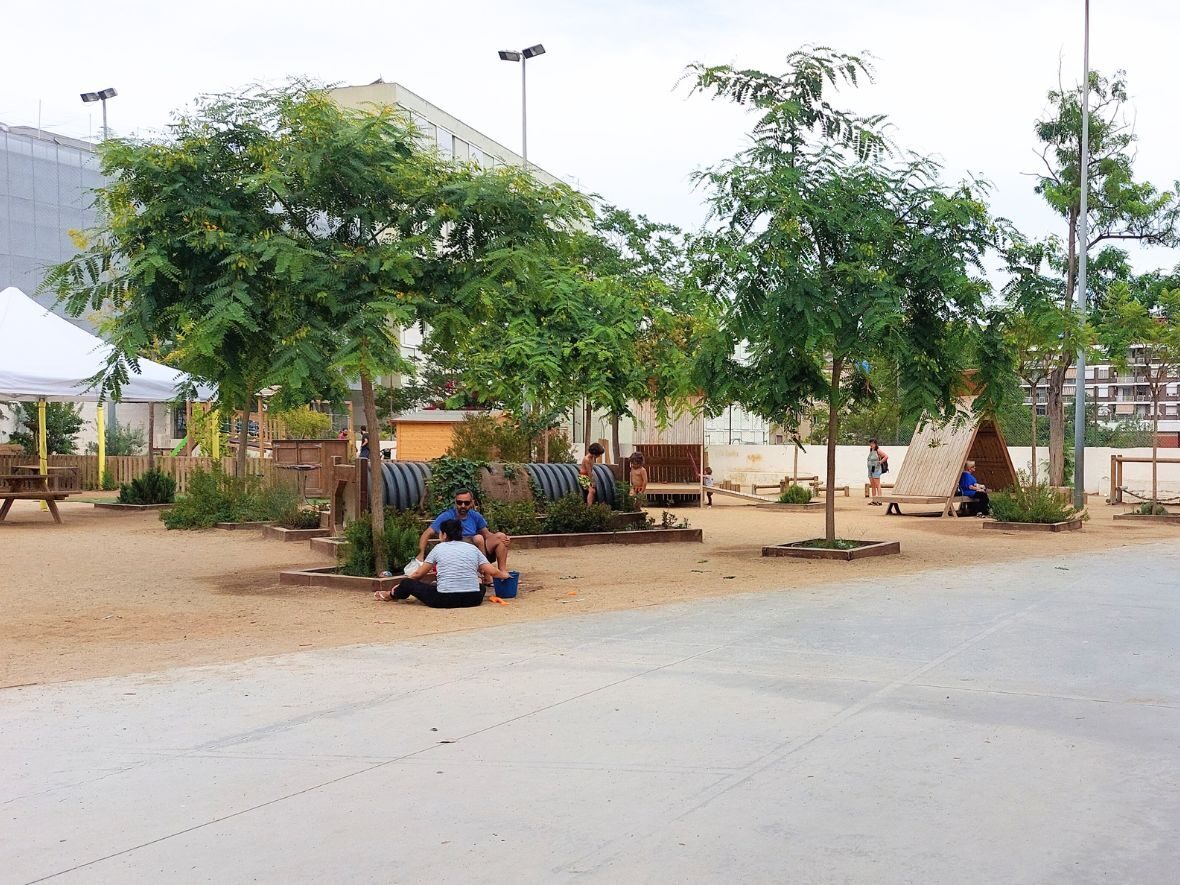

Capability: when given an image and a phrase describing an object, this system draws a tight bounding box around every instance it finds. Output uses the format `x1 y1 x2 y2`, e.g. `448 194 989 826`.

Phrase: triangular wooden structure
882 397 1018 517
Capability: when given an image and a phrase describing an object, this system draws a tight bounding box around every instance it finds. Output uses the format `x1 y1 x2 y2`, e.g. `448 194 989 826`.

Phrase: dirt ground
2 493 1174 687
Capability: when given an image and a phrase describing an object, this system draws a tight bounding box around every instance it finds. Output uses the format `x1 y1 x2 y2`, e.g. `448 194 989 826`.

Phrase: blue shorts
869 468 883 479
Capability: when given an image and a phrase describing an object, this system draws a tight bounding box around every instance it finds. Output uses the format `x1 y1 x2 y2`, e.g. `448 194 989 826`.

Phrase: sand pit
1 494 1173 686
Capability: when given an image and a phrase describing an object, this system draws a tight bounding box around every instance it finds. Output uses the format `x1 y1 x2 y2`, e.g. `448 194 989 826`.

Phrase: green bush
277 406 332 440
778 484 812 504
482 499 539 535
117 468 176 505
428 456 487 509
614 481 638 513
163 469 301 529
86 421 145 456
1137 502 1169 515
448 414 532 462
339 511 423 576
989 482 1078 524
280 507 323 529
542 493 612 534
100 470 118 491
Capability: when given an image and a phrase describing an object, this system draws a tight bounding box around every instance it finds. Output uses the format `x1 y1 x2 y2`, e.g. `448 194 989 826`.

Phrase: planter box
1112 513 1180 525
263 525 332 542
92 502 174 512
310 527 703 557
762 539 901 561
607 511 648 529
280 566 403 592
215 521 273 531
753 502 825 512
982 519 1083 533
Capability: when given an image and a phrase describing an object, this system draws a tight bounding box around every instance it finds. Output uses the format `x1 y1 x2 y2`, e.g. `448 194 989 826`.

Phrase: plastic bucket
492 570 520 599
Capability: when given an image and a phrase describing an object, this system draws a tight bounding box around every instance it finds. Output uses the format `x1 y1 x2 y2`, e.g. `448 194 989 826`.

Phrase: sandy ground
1 493 1174 687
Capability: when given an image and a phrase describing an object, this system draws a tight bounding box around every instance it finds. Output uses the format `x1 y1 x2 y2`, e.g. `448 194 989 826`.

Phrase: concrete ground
3 544 1178 884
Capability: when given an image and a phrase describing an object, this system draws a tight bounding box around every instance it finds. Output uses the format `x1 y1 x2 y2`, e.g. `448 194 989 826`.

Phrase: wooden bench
882 494 970 517
0 474 71 524
810 483 850 497
864 482 895 497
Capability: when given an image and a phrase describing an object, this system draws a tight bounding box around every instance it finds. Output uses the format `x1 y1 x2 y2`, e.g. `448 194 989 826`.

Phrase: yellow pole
38 399 49 511
96 403 106 489
211 406 220 460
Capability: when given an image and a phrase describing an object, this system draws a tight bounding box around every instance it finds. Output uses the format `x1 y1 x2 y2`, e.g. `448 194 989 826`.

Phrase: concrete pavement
3 543 1178 883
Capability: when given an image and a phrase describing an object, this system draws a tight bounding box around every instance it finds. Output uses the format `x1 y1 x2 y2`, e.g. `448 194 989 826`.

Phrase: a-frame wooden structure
882 398 1019 517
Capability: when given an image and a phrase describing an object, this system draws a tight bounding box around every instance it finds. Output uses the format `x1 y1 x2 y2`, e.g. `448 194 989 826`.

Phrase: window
436 127 454 159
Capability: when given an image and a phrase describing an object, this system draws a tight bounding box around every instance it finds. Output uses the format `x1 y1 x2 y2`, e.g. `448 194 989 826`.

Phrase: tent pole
38 398 49 511
211 406 220 460
96 404 106 490
147 403 156 470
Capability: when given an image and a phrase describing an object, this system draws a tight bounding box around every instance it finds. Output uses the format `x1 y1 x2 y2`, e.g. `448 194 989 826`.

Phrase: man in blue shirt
958 460 991 517
417 488 512 573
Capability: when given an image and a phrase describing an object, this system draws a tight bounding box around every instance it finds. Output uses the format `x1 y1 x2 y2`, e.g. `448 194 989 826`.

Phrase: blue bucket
492 570 520 599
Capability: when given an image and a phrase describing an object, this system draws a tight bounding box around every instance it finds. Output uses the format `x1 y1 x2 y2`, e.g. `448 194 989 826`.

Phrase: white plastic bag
403 558 423 576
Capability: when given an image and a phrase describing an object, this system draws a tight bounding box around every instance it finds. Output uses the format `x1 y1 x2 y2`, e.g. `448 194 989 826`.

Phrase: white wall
708 444 1180 497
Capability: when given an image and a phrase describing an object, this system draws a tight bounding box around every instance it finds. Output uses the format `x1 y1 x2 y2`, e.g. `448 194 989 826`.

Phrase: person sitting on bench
377 518 509 607
959 460 990 517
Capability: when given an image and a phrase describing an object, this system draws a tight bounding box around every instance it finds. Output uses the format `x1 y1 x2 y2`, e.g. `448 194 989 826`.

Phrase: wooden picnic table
0 473 72 524
12 464 81 491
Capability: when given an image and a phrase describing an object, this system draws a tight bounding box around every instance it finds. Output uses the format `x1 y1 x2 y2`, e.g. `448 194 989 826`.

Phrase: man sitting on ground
418 489 511 575
959 460 991 517
377 518 509 607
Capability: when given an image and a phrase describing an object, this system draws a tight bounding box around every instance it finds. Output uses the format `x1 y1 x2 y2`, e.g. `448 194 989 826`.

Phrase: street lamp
497 44 546 170
80 87 118 140
1073 0 1091 510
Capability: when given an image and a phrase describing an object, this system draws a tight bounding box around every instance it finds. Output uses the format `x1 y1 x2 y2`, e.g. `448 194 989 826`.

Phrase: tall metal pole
521 57 528 170
1073 0 1091 510
101 99 109 141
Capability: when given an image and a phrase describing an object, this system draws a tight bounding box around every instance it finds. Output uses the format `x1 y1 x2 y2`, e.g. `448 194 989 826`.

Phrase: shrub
482 499 539 535
542 493 612 534
778 484 812 504
117 468 176 505
1137 502 1169 515
448 414 532 462
544 431 574 464
277 406 332 440
280 507 323 529
339 511 423 576
163 468 300 529
989 482 1078 524
428 456 487 509
86 421 145 456
100 470 118 491
615 481 638 513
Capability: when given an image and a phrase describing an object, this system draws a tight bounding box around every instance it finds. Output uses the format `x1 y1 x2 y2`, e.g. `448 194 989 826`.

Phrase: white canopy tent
0 286 199 403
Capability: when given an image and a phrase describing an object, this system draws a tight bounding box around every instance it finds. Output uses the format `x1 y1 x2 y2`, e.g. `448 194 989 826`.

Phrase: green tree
4 402 85 455
1098 283 1180 505
688 48 993 541
1032 70 1180 485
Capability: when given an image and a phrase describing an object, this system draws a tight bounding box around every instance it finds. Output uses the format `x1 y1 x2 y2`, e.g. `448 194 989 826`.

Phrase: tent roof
0 286 201 403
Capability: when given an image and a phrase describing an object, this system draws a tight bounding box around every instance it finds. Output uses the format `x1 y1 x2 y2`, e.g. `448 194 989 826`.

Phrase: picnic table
12 464 81 491
0 472 72 524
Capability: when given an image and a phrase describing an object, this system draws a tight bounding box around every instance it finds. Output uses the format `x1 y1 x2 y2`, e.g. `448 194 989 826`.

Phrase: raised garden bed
982 519 1083 533
752 502 825 512
1112 512 1180 525
308 527 703 558
263 525 332 542
92 502 174 512
762 539 901 561
215 521 273 531
279 565 403 592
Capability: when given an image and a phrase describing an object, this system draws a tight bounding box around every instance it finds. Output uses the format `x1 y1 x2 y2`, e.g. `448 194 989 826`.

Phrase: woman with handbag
867 438 888 506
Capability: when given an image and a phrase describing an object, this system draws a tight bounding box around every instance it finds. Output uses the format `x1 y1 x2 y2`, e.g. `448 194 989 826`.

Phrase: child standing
700 465 715 507
628 451 649 509
580 442 605 505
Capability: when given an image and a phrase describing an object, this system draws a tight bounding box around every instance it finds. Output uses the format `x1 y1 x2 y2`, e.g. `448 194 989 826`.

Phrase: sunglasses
454 500 473 507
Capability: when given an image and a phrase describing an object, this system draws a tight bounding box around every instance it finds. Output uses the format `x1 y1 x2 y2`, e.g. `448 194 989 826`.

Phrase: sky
3 0 1179 277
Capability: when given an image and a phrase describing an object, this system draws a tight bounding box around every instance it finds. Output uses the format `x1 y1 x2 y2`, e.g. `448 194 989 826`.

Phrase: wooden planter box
215 521 273 531
93 502 174 512
308 527 703 558
762 539 901 561
982 519 1083 533
279 566 403 592
753 502 825 512
1112 512 1180 525
263 525 332 542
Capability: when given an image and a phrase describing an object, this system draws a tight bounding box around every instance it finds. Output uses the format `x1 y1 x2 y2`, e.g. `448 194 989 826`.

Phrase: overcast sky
4 0 1178 275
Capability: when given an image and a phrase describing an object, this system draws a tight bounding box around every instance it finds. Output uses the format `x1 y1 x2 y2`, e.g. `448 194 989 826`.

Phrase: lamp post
497 44 546 170
80 87 118 141
1073 0 1091 510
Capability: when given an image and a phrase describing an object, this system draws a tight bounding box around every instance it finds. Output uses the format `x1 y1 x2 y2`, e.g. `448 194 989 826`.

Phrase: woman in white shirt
375 518 509 608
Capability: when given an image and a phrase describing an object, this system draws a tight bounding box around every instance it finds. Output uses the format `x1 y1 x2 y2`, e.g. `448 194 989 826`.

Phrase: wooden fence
0 454 275 493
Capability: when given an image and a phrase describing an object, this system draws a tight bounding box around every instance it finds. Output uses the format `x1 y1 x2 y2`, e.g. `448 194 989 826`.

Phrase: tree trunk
1030 402 1037 488
1152 392 1160 505
825 359 843 542
1047 365 1066 487
583 399 594 454
147 404 156 470
611 413 621 464
360 372 387 575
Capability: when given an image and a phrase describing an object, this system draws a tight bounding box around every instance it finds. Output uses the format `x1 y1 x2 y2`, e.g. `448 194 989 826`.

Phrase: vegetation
614 481 638 513
116 468 176 505
162 468 300 529
447 414 532 462
542 493 613 534
778 484 813 504
277 406 333 440
278 507 324 529
427 456 487 509
481 499 540 536
86 420 146 456
689 48 993 543
339 511 422 577
1137 502 1169 516
989 478 1078 524
4 402 84 455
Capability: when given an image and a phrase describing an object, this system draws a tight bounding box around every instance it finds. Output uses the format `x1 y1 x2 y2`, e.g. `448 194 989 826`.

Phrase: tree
3 402 85 456
688 48 993 541
1098 283 1180 507
1032 70 1180 485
